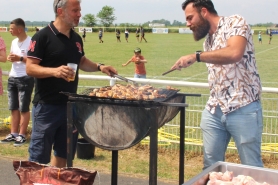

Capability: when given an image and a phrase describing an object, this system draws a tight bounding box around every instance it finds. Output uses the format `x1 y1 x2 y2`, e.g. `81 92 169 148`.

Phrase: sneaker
14 135 26 147
0 134 16 143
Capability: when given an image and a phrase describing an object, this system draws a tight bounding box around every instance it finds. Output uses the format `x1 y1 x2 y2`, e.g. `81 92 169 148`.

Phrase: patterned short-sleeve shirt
203 15 262 114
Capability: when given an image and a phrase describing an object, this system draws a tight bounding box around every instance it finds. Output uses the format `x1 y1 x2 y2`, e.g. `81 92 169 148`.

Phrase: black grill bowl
71 95 183 150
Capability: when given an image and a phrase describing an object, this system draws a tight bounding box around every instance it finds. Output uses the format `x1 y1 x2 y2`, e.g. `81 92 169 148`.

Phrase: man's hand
7 53 20 62
171 54 196 70
100 65 117 77
53 65 75 82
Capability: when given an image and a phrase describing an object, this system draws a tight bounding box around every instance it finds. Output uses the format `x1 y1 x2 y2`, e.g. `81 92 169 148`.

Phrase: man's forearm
26 64 56 78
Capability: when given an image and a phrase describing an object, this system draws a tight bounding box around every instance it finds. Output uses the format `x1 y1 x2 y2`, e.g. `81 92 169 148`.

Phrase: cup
110 78 116 86
67 63 78 81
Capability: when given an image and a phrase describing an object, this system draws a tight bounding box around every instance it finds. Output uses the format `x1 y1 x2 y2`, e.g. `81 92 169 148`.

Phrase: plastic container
76 138 95 159
184 161 278 185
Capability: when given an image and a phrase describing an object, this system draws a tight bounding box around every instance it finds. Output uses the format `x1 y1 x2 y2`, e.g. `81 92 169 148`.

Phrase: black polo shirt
27 21 84 104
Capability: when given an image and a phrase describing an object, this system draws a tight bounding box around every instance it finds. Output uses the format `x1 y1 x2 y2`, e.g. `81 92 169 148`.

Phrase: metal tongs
162 68 177 76
112 73 138 85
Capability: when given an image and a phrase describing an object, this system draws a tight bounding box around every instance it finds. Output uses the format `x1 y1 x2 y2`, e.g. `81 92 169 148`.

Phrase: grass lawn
0 30 278 182
1 30 277 88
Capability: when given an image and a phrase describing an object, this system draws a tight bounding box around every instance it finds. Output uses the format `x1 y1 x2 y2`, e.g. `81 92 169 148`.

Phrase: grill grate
77 87 179 103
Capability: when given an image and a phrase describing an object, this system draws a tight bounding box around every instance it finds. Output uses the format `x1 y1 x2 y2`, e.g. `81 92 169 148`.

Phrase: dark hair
134 47 141 53
10 18 25 28
181 0 218 15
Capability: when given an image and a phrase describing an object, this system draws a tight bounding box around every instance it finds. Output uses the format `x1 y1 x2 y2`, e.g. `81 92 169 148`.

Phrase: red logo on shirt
76 42 82 53
29 41 36 52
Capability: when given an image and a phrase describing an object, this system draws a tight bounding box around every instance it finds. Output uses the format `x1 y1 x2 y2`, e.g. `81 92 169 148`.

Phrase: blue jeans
200 101 263 169
134 74 146 78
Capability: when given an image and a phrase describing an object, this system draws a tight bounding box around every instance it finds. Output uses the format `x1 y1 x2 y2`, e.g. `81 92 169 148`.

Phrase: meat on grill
207 171 270 185
88 84 176 101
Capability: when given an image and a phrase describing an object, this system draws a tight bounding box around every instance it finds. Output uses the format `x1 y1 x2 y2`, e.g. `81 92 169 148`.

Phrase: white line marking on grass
182 72 207 81
256 46 278 55
256 60 278 62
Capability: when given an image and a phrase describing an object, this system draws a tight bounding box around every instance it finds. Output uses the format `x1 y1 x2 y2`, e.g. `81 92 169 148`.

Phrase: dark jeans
29 103 78 164
8 76 34 112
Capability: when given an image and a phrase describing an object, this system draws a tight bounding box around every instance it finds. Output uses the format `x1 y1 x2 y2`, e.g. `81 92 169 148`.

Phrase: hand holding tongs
111 72 138 85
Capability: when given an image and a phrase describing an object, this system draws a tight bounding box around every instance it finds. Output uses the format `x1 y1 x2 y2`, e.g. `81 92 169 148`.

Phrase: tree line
0 5 276 28
82 6 185 27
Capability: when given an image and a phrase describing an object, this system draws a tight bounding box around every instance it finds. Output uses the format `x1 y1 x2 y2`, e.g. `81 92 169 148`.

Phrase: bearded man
171 0 263 169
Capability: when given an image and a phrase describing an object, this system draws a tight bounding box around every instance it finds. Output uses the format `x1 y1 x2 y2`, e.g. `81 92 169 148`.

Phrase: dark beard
192 14 210 41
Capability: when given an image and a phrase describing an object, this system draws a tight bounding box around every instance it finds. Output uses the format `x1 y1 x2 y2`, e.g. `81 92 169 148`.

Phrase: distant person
125 29 129 42
116 29 121 42
122 47 147 78
269 31 272 44
0 35 7 95
171 0 263 170
140 26 147 43
0 18 34 146
135 28 140 42
82 28 86 42
35 27 39 32
99 28 103 43
258 31 262 44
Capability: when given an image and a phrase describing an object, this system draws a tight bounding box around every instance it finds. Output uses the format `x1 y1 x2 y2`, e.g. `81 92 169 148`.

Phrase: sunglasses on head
55 0 61 13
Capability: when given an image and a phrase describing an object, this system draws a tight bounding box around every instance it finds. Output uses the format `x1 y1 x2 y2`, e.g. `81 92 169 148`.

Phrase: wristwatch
97 63 105 71
195 51 202 62
20 56 23 62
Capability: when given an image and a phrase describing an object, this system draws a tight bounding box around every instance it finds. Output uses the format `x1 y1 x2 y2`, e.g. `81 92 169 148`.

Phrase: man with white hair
26 0 117 167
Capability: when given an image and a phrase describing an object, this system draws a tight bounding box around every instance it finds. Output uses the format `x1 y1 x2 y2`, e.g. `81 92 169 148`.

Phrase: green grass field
1 30 277 86
0 30 278 182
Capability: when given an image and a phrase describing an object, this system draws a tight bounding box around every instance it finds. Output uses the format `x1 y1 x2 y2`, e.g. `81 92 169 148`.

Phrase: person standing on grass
0 18 34 147
171 0 263 169
258 31 262 44
122 47 147 78
82 28 86 42
269 31 272 44
0 35 7 95
99 28 103 43
116 29 121 42
140 26 147 43
26 0 117 168
135 27 140 42
125 29 129 42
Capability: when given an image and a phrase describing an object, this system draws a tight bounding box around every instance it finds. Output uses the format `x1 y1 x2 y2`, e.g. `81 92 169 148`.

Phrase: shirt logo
29 41 36 52
76 42 82 53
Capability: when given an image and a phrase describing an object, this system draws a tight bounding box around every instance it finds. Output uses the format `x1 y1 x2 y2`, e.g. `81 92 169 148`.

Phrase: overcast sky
1 0 277 25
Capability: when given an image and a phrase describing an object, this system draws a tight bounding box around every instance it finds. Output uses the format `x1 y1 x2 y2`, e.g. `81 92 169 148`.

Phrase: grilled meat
88 84 173 101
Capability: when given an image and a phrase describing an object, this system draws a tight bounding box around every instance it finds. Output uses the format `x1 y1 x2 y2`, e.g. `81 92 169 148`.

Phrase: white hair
53 0 82 17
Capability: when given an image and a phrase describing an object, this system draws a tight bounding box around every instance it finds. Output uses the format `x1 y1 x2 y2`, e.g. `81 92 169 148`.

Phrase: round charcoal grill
71 94 183 150
63 88 201 185
63 87 183 150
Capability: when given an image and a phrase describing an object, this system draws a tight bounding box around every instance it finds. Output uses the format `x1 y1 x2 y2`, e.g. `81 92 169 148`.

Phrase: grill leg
149 109 158 185
179 96 186 185
111 150 118 185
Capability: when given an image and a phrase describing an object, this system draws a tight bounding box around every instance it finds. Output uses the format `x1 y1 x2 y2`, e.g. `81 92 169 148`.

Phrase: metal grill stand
66 93 201 185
